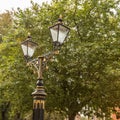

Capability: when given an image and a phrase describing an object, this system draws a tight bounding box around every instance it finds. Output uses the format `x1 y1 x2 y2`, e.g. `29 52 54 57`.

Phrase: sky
0 0 52 13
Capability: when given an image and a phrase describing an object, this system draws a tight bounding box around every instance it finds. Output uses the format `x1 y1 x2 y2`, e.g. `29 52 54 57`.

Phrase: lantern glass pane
50 25 58 42
50 24 70 44
58 25 70 44
21 40 38 57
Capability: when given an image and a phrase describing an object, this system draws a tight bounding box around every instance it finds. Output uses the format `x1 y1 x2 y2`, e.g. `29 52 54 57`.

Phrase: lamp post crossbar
27 50 59 78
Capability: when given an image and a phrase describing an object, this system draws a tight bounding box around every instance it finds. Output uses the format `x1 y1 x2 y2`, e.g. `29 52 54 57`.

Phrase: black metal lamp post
21 17 70 120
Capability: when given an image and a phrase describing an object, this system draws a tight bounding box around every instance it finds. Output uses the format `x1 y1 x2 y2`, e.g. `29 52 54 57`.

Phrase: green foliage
0 11 13 36
44 0 120 119
0 0 120 119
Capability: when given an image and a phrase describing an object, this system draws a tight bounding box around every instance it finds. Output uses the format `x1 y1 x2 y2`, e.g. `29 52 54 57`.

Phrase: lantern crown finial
28 32 31 36
27 32 32 39
58 14 63 23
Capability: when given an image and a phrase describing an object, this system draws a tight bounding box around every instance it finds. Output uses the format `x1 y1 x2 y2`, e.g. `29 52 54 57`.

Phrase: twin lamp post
21 17 70 120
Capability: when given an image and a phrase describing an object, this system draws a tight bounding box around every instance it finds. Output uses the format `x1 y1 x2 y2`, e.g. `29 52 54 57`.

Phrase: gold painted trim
33 100 45 109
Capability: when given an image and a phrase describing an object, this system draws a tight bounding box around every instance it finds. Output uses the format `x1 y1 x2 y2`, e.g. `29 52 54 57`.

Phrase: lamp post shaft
38 56 44 80
32 57 46 120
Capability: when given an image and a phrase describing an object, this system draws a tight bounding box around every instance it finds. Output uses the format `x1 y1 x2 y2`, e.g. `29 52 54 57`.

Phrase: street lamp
21 17 70 120
21 35 38 61
49 16 70 50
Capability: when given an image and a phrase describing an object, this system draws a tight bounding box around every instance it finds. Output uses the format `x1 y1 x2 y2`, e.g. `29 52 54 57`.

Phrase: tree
0 0 120 119
44 0 120 119
0 10 35 119
0 11 13 36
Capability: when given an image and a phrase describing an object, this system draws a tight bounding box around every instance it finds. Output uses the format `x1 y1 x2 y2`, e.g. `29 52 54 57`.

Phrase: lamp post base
33 108 44 120
32 79 46 120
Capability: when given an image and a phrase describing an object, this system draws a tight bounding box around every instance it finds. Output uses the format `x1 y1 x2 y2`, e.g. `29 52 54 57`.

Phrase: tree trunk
2 111 5 120
68 113 75 120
